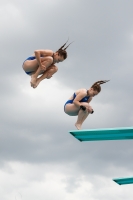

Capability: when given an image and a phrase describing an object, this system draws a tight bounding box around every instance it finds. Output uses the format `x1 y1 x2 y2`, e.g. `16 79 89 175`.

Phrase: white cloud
1 162 133 200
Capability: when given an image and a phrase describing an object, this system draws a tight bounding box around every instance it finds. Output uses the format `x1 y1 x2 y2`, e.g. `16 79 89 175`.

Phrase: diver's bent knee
46 56 53 63
54 66 58 72
49 66 58 73
87 106 93 113
50 65 58 72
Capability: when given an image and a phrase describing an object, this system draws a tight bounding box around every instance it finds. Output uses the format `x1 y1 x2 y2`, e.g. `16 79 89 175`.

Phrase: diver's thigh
65 104 79 116
23 60 38 71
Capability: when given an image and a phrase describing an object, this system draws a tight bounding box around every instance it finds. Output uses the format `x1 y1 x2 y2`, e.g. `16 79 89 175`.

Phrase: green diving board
113 177 133 185
69 127 133 142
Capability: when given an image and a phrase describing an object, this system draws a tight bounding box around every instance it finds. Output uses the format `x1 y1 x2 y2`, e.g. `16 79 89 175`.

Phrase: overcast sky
1 0 133 199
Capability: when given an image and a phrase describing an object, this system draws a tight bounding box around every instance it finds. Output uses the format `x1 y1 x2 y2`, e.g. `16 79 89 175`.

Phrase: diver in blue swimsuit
22 39 72 88
64 80 109 130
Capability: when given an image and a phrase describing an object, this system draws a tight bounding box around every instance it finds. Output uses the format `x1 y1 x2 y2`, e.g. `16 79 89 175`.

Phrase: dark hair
91 80 109 93
56 39 73 60
58 49 67 59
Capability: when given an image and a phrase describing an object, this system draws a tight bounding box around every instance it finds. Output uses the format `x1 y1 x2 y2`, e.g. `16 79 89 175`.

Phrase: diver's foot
33 79 41 88
75 123 82 130
30 76 37 88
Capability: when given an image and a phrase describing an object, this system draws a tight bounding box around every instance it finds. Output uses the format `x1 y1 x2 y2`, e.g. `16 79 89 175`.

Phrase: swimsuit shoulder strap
73 93 76 100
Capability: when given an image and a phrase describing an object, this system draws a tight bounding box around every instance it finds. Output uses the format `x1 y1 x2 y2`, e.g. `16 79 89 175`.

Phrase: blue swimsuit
25 56 36 61
23 56 37 75
64 91 90 110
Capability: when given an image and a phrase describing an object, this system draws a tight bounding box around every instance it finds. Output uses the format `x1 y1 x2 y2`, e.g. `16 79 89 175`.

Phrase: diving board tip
69 127 133 142
113 177 133 185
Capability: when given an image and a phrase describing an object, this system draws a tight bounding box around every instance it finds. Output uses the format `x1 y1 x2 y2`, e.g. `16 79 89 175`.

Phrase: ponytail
91 80 109 92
